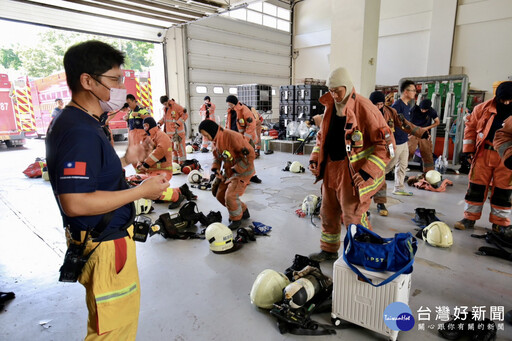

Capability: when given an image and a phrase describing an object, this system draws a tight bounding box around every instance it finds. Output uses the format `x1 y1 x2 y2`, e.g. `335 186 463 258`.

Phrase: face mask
99 87 127 112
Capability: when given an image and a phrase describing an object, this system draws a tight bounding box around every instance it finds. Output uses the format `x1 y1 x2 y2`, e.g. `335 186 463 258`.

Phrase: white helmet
134 198 153 215
301 194 319 216
205 223 241 254
250 269 290 309
188 170 203 184
425 170 442 187
422 221 453 247
186 145 195 154
172 162 181 175
289 161 305 173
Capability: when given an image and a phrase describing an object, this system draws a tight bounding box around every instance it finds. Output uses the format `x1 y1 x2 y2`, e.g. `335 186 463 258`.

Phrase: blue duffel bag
343 224 418 287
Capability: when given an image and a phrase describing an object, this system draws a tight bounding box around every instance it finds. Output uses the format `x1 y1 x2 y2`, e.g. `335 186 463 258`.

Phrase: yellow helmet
422 221 453 247
250 269 290 309
172 162 181 175
134 198 153 215
290 161 305 173
301 194 319 216
188 170 203 184
425 170 442 187
205 223 241 254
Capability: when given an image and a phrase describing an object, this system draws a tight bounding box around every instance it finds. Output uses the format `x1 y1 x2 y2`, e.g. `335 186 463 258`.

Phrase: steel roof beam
63 0 188 25
11 0 168 29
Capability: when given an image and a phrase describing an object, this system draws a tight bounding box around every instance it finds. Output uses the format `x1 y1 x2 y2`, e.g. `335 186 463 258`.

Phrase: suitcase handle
342 251 413 287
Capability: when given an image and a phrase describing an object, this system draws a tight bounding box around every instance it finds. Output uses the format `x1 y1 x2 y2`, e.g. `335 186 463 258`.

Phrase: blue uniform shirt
410 105 438 127
391 99 413 145
46 106 133 237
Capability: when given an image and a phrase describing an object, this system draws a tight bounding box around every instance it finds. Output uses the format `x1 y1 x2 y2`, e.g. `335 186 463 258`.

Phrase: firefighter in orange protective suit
494 115 512 240
199 119 254 230
225 95 257 144
140 117 195 209
199 96 216 152
455 81 512 231
369 91 429 217
158 96 188 165
308 68 394 262
495 115 512 169
244 104 263 158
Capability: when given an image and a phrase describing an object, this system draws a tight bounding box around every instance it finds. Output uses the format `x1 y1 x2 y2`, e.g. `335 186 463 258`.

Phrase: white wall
452 0 512 98
292 0 331 83
376 0 433 86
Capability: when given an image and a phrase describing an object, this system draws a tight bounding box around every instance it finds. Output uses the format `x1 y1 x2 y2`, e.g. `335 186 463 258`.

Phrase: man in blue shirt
408 99 439 172
391 80 416 196
46 40 169 340
51 98 64 119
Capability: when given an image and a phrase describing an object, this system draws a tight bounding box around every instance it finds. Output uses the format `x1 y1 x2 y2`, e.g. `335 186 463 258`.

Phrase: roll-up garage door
186 15 291 131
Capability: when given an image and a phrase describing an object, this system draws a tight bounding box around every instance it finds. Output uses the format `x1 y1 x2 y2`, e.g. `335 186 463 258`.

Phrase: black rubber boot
414 208 427 226
377 203 388 216
228 220 242 230
168 194 186 209
454 218 475 230
201 148 209 153
308 250 338 263
425 208 437 225
250 175 262 183
242 208 250 220
491 223 512 242
179 183 197 201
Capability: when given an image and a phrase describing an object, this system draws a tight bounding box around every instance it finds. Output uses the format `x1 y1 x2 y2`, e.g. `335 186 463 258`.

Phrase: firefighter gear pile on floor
22 157 47 178
412 207 440 227
250 255 339 335
472 228 512 262
407 170 453 192
149 202 220 240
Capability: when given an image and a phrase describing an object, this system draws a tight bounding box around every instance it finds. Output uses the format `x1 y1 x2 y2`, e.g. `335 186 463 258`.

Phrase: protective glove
352 172 365 187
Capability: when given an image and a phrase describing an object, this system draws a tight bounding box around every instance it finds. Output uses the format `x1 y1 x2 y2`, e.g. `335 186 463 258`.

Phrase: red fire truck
2 70 153 142
0 74 37 147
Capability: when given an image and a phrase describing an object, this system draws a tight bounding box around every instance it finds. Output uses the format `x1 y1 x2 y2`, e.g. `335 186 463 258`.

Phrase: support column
164 27 187 106
426 0 457 76
330 0 380 97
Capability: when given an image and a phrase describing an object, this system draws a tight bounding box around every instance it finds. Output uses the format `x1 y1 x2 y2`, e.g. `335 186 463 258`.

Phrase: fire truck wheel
5 140 21 148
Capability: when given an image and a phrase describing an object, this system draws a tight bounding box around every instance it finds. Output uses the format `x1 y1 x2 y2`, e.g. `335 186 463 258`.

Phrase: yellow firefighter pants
72 226 140 340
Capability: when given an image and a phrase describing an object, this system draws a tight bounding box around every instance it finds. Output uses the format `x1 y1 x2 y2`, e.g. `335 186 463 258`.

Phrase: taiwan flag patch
63 161 87 176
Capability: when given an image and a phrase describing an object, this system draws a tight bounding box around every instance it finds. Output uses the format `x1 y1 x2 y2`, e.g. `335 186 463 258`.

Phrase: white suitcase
331 258 412 341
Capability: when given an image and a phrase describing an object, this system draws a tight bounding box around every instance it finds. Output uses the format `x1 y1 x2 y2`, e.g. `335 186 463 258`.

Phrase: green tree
0 48 22 70
13 29 154 77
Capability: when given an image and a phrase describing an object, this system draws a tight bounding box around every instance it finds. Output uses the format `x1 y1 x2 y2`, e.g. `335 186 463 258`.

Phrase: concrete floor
0 138 511 341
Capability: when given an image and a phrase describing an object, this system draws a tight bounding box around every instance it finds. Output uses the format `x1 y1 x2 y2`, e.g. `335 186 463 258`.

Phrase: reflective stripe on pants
320 159 371 253
215 177 250 221
77 226 140 340
464 148 512 226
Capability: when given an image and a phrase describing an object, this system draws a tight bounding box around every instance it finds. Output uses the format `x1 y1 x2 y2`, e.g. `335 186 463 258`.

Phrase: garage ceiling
0 0 289 42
